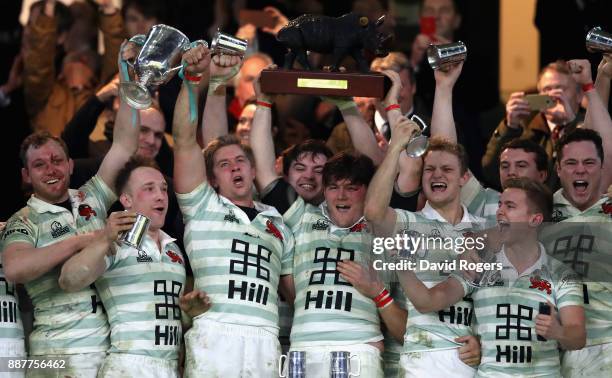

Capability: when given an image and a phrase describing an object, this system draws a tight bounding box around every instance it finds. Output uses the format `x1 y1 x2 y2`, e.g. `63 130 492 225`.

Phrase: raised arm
96 0 125 84
364 117 419 237
250 67 279 192
173 45 211 194
595 54 611 105
430 62 463 142
570 58 612 191
96 95 139 191
201 55 243 145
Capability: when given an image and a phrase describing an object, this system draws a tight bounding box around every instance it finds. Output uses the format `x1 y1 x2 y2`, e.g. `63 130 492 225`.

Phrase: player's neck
147 228 162 251
504 238 541 275
431 199 464 225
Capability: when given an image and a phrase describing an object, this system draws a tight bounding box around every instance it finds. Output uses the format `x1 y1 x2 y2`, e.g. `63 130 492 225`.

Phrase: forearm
341 107 384 165
365 144 402 222
251 104 278 191
4 236 86 284
59 236 109 292
379 305 407 343
595 72 610 106
557 324 586 350
202 88 228 145
174 83 201 149
431 84 457 142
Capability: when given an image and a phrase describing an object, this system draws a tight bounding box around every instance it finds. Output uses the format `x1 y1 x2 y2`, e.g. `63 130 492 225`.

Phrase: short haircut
115 156 161 195
370 52 415 85
282 139 333 177
424 137 469 174
503 177 553 222
502 139 549 172
555 128 604 163
121 0 167 23
322 153 375 187
204 135 255 181
20 131 70 167
419 0 459 12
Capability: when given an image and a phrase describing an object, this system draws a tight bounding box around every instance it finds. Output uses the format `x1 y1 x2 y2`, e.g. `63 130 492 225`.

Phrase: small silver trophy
403 114 429 158
119 213 150 250
211 30 249 56
427 41 467 71
330 351 360 378
279 351 306 378
586 27 612 54
119 24 208 109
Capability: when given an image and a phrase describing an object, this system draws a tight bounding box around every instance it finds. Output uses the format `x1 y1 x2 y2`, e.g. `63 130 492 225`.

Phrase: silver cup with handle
586 27 612 54
119 24 208 110
119 213 150 250
403 114 429 158
279 351 306 378
427 41 467 71
330 351 360 378
210 30 248 56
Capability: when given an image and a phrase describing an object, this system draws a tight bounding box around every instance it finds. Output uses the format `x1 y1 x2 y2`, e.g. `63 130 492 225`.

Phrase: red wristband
257 100 272 108
582 83 594 92
184 72 202 83
373 288 389 302
377 296 393 309
385 104 401 112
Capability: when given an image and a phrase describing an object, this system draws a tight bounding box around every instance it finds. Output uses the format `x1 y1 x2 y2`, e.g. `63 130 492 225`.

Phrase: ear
119 193 132 209
539 169 548 183
555 161 561 177
21 167 31 185
458 170 470 187
529 212 544 227
68 158 74 176
359 16 369 27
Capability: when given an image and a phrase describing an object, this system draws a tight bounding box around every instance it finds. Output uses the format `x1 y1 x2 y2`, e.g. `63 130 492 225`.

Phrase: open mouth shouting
430 182 448 193
335 204 351 213
572 180 589 195
232 175 245 187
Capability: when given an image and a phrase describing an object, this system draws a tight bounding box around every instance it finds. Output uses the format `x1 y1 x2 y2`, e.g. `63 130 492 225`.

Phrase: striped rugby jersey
96 230 186 359
394 203 483 353
2 175 113 355
177 181 294 335
540 190 612 346
455 244 583 377
285 197 383 347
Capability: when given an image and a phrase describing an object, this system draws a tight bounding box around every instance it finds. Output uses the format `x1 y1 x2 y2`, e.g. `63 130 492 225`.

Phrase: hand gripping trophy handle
403 114 430 158
118 24 209 110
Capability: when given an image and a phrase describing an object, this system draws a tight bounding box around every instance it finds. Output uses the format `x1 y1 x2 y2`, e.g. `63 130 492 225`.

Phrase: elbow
413 303 435 314
364 201 384 224
58 267 86 293
3 261 28 284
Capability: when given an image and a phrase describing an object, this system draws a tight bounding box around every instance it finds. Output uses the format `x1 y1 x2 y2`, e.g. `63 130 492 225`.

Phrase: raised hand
505 92 530 129
567 59 593 86
182 44 212 76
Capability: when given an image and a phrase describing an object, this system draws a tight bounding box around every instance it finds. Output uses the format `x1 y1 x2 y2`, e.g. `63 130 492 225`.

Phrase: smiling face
211 144 256 205
496 188 538 244
120 167 168 231
136 108 165 159
324 179 367 228
557 140 603 211
422 150 467 207
499 148 547 188
286 152 327 204
22 140 73 204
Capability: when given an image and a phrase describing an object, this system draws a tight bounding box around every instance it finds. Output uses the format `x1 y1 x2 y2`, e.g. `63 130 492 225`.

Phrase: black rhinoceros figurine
277 13 392 73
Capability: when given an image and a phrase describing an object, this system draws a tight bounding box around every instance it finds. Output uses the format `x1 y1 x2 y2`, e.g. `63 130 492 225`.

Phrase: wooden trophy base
260 69 389 98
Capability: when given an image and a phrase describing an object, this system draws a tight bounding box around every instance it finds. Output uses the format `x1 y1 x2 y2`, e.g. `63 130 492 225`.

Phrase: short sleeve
175 181 216 222
555 266 584 309
283 197 307 232
81 174 118 212
2 214 36 247
280 227 295 276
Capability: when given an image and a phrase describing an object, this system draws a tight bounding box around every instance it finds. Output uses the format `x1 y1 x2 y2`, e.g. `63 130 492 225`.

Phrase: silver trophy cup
330 351 360 378
427 41 467 70
403 114 429 158
586 27 612 54
119 213 151 250
279 351 306 378
119 24 208 109
211 30 248 56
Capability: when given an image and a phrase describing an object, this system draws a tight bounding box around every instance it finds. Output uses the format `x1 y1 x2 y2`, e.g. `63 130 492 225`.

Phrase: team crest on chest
166 250 183 265
349 222 367 233
600 202 612 218
78 204 97 220
529 269 552 295
136 249 153 263
551 209 567 223
265 220 283 241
